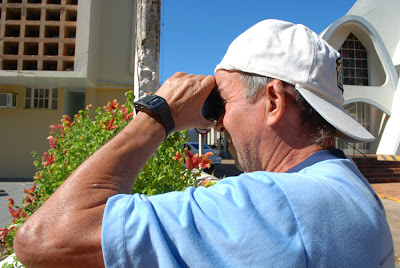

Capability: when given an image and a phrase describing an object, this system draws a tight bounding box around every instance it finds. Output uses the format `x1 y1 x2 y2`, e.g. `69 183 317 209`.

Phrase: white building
321 0 400 155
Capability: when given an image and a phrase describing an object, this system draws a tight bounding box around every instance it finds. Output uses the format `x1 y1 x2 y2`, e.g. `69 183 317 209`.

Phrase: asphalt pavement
0 179 34 228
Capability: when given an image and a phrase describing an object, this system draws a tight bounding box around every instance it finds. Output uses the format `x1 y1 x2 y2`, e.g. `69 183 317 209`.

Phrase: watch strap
134 94 175 139
159 104 175 138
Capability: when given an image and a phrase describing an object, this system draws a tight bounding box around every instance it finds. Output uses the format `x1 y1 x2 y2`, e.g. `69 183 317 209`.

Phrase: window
25 88 58 109
0 93 17 108
336 102 371 151
339 33 368 86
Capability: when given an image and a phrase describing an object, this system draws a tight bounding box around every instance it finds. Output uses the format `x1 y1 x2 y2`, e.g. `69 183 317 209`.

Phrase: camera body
202 87 224 121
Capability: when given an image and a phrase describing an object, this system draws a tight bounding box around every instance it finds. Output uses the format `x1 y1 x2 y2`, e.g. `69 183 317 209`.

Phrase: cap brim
296 85 375 143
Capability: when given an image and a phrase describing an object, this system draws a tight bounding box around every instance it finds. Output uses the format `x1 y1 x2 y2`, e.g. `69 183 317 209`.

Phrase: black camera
202 87 224 121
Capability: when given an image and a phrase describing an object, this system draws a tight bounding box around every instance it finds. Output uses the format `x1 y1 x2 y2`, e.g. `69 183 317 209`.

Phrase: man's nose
215 113 225 133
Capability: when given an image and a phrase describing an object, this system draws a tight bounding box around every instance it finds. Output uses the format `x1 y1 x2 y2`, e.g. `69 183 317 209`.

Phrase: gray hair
239 72 336 148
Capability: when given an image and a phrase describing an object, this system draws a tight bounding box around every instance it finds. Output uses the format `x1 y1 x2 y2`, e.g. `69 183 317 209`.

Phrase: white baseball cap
215 19 374 143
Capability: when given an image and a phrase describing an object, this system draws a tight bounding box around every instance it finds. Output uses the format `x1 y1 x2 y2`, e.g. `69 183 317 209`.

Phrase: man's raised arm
13 73 215 268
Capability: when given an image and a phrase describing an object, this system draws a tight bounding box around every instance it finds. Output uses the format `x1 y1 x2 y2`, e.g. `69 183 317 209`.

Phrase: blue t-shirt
101 150 395 267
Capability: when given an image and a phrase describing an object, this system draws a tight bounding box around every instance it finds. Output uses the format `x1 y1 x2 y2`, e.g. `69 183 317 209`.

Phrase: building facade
0 0 160 179
321 0 400 155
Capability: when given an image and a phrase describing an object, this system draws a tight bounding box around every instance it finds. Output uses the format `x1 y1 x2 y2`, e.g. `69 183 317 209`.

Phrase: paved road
380 198 400 264
0 179 34 228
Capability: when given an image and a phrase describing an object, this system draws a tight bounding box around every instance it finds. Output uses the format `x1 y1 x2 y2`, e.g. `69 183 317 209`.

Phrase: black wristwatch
133 94 175 139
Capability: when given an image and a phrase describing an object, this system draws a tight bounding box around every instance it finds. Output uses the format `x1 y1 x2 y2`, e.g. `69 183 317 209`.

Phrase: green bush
0 91 211 263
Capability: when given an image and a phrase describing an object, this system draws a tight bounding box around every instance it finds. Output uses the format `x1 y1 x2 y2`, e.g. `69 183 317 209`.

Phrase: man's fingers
200 75 216 98
156 72 218 131
171 72 188 78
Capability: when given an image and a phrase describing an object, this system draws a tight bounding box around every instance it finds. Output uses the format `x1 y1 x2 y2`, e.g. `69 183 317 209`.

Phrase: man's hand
155 72 216 131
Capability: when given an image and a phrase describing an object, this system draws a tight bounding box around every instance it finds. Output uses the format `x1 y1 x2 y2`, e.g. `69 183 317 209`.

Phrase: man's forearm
66 111 166 202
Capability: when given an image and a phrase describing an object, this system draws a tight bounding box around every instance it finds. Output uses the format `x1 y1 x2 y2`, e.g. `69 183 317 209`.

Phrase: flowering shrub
0 91 212 262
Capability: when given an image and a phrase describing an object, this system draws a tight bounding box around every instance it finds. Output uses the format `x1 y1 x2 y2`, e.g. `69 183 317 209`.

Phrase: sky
159 0 357 83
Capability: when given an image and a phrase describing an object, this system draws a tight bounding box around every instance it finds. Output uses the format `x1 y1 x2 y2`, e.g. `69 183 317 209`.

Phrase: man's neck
264 143 326 173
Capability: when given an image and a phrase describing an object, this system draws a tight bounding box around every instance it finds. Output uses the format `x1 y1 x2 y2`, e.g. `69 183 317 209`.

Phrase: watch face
148 96 164 106
134 94 174 138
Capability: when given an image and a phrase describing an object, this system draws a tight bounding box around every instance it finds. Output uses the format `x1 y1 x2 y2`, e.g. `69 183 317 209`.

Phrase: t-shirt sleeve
101 173 305 268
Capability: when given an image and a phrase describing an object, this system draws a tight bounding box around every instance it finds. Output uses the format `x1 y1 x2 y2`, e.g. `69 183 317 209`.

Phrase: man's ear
265 79 286 126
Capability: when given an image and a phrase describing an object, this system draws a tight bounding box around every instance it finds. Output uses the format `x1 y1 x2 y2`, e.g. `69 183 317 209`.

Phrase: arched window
336 34 371 152
339 33 368 86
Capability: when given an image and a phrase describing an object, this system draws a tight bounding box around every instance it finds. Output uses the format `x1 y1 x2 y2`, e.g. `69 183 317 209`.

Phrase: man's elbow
14 213 105 268
14 218 59 267
14 221 42 266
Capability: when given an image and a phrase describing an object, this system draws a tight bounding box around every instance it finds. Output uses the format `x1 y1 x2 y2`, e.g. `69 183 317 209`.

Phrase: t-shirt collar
286 149 346 173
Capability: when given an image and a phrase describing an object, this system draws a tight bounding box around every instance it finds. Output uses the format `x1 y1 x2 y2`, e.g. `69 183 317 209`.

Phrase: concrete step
349 155 400 183
365 172 400 178
352 160 400 168
367 177 400 183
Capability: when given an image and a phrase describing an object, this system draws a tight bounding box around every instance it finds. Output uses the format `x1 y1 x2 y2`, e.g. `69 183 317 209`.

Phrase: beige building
0 0 160 179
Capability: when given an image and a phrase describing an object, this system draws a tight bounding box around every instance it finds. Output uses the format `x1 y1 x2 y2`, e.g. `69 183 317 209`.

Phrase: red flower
42 152 55 167
50 124 65 136
184 149 193 159
199 155 213 169
185 157 192 170
191 153 200 169
22 184 36 205
105 117 117 130
23 184 36 195
24 195 33 205
8 205 23 220
110 99 118 109
0 228 10 244
34 172 42 181
8 206 27 222
119 105 135 121
201 179 216 188
123 109 134 121
47 136 57 149
0 225 18 245
7 198 14 207
173 151 184 161
0 228 9 236
61 115 72 128
105 99 118 114
62 115 71 123
204 152 213 158
183 149 213 170
50 124 58 134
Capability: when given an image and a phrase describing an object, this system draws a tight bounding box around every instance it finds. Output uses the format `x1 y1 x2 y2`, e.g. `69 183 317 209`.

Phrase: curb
378 194 400 203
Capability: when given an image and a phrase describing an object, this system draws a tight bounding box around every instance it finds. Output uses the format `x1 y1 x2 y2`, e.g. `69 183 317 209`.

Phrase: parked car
184 142 222 165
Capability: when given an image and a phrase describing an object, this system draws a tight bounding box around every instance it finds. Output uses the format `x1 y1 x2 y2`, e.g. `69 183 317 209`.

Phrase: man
14 19 394 267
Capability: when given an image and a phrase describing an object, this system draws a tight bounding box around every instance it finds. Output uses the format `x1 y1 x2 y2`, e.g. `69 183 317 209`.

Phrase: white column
377 82 400 155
